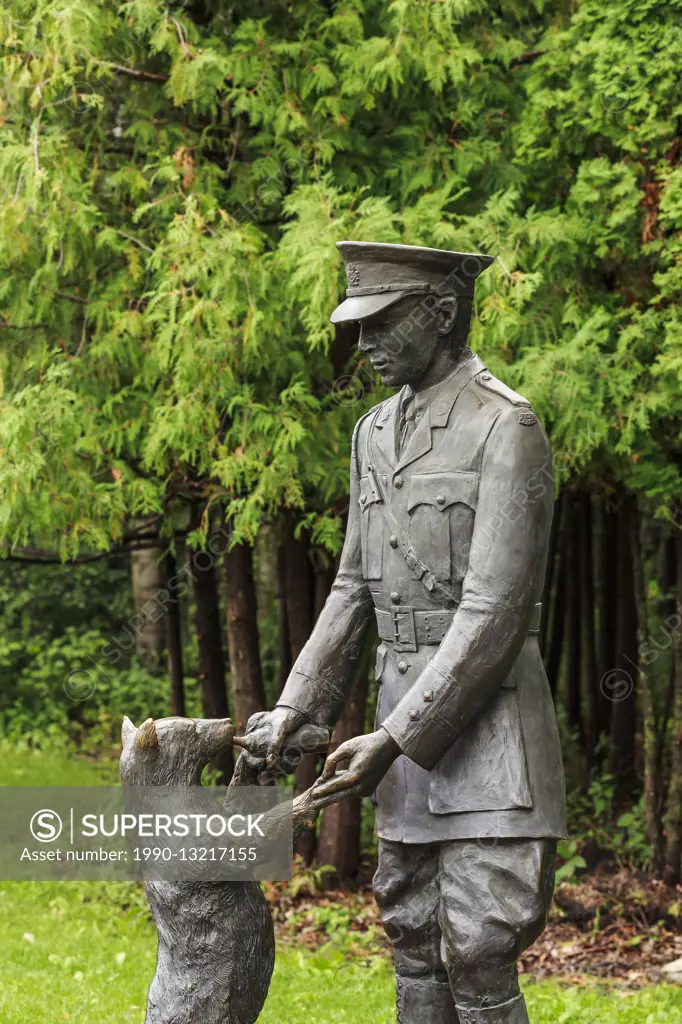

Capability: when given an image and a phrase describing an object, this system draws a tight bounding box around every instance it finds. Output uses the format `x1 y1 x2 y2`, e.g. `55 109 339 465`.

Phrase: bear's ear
135 718 159 751
121 716 137 747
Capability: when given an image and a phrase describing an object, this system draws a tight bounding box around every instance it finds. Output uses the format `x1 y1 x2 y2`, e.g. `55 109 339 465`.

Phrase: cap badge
346 263 361 287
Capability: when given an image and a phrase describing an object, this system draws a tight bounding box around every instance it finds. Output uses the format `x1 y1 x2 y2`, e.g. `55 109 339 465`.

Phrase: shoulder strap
365 412 461 608
476 373 530 408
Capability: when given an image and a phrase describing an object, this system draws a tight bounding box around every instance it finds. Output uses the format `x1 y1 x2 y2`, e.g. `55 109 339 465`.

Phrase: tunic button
423 690 434 702
394 476 403 489
481 372 492 381
408 709 420 721
391 592 401 604
436 494 445 506
398 660 408 674
389 535 398 548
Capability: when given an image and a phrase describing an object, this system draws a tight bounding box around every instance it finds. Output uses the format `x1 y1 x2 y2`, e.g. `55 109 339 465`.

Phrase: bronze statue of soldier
236 242 567 1024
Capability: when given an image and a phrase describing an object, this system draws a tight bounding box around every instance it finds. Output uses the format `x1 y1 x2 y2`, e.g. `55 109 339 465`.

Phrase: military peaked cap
330 241 495 324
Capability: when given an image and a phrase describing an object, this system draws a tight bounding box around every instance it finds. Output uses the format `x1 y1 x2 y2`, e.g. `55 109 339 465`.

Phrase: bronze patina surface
239 241 567 1024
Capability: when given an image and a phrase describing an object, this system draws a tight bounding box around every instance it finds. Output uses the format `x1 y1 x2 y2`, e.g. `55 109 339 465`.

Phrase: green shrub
567 774 651 871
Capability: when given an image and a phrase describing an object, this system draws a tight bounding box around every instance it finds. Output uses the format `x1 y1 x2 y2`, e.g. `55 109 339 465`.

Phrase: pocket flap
429 688 532 814
408 471 479 512
359 475 382 508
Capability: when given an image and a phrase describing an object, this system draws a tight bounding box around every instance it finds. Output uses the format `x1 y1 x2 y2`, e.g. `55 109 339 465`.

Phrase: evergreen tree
2 0 682 877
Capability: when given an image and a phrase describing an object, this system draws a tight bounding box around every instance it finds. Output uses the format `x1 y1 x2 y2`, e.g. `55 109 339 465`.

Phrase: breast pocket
407 471 478 582
359 475 384 579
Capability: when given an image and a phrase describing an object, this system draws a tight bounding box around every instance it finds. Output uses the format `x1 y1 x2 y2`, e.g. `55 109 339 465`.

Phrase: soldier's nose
358 323 373 352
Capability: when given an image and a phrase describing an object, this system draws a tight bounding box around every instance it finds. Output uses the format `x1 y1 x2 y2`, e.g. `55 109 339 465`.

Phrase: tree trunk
193 545 233 784
656 536 678 802
630 500 664 873
224 541 266 734
314 558 336 621
276 541 291 694
545 492 567 698
282 514 315 663
597 496 618 738
564 493 584 746
579 492 600 762
161 551 185 717
281 515 318 864
608 494 639 797
130 518 166 668
540 492 562 659
664 531 682 884
254 525 281 709
316 653 370 884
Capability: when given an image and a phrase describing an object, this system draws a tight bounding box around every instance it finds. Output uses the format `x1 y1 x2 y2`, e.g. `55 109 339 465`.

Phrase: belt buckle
393 605 417 653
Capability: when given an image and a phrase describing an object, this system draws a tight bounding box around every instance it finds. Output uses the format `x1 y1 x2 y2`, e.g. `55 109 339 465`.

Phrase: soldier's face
357 294 457 388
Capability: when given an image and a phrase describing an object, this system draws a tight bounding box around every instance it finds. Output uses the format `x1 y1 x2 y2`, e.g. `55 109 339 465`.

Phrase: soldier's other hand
233 706 306 778
313 728 400 803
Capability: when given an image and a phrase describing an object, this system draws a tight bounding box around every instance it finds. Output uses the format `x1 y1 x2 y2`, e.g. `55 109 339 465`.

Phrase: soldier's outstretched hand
313 728 400 802
233 706 306 778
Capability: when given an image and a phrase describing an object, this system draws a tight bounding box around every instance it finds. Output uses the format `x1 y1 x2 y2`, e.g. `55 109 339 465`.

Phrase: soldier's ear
435 295 458 335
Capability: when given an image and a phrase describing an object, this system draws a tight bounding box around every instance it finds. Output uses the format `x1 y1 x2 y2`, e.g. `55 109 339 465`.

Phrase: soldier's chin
373 361 400 385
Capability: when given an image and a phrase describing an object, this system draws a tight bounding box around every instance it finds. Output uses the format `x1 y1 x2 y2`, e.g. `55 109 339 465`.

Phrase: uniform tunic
277 352 566 844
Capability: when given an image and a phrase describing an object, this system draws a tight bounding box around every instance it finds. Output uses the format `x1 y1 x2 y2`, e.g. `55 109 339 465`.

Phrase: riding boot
455 994 530 1024
396 976 459 1024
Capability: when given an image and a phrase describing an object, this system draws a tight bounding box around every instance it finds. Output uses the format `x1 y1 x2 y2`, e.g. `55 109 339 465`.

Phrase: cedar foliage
2 0 682 878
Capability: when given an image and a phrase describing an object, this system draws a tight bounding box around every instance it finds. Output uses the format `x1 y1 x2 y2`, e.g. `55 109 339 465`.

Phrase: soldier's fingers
243 749 267 771
261 754 296 781
232 751 261 786
314 769 360 798
265 721 293 765
321 740 360 778
245 711 269 733
321 751 349 779
268 730 288 760
233 734 255 752
308 779 361 811
311 774 360 806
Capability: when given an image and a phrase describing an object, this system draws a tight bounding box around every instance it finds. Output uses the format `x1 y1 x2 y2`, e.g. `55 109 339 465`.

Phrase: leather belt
376 601 543 652
376 607 454 651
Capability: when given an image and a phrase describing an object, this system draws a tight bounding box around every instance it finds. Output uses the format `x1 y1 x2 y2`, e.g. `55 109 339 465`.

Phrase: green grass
0 880 153 1023
2 743 682 1022
0 738 119 786
3 879 682 1024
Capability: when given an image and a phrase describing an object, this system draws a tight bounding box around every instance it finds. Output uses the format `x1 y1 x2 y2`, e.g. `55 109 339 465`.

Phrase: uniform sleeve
382 406 554 770
276 419 374 727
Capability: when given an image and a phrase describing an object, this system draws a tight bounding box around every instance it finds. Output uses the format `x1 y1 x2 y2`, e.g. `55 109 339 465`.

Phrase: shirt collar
402 353 474 414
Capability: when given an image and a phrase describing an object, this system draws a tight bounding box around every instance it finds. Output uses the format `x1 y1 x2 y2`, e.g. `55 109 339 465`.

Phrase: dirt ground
522 869 682 985
266 866 682 987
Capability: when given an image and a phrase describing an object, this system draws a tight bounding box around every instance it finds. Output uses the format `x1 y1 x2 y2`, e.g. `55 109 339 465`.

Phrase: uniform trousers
373 837 556 1023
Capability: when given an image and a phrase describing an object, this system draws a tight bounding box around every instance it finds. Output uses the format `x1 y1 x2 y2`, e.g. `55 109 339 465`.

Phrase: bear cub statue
120 716 274 1024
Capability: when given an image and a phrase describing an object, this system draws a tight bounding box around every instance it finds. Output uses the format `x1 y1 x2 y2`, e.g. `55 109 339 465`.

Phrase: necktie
398 394 418 455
